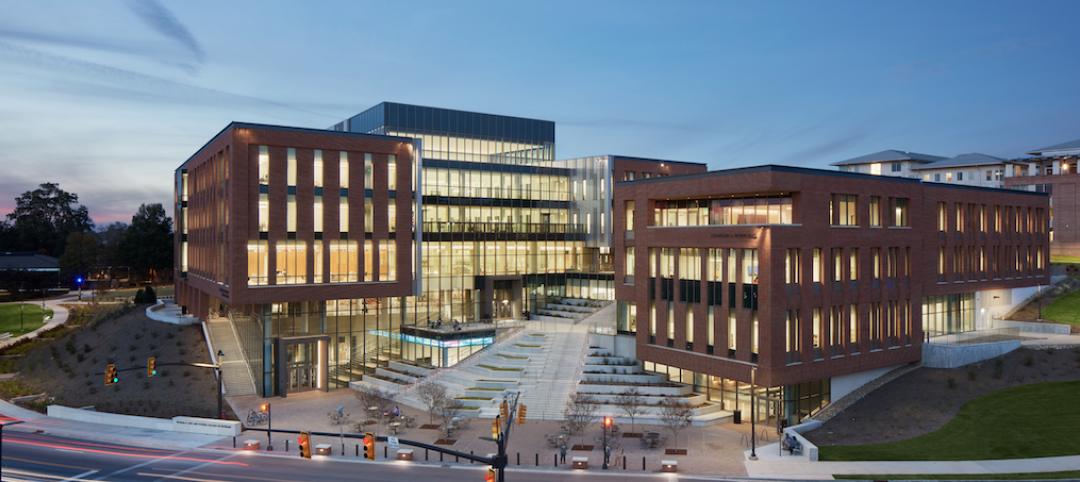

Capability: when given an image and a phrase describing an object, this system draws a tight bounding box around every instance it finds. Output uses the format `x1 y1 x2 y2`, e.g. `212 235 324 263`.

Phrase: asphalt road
1 432 729 482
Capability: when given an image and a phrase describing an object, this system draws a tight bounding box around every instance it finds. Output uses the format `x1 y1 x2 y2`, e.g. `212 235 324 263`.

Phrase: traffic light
499 402 507 418
298 431 311 459
485 467 496 482
147 357 156 377
491 417 500 440
517 405 527 425
104 364 118 386
363 432 375 460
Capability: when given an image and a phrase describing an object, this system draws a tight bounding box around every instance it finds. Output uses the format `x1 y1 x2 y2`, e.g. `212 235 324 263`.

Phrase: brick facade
615 165 1050 388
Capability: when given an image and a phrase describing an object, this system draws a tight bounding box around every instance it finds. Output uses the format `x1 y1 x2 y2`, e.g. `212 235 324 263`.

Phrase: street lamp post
1037 284 1043 321
749 366 757 461
215 350 225 422
77 277 83 301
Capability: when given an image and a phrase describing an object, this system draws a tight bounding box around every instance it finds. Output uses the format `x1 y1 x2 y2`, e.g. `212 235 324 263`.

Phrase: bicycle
246 408 268 426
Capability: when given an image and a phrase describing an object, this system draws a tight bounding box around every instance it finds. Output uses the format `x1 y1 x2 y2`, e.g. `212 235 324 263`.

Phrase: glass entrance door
287 342 317 393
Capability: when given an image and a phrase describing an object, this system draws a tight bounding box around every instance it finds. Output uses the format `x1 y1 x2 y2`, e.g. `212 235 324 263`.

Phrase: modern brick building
614 165 1050 422
1007 137 1080 256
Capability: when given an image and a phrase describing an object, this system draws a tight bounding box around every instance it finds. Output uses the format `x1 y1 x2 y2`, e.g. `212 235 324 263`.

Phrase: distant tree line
0 183 174 289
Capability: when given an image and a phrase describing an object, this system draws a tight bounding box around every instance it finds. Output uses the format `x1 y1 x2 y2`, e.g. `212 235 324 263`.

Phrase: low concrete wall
830 364 904 401
146 300 199 325
994 319 1071 334
922 340 1021 368
47 405 240 436
783 420 822 461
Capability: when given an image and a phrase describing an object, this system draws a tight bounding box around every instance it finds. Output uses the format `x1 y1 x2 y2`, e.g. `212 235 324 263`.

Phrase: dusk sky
1 1 1078 226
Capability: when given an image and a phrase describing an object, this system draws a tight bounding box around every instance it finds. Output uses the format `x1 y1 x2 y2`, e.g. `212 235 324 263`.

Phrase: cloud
125 0 205 73
0 41 334 120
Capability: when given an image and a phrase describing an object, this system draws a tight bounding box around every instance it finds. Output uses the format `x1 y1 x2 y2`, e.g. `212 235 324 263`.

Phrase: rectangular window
869 196 881 227
834 194 857 225
314 150 323 187
786 310 800 363
313 241 322 283
938 202 946 232
275 240 307 285
786 248 800 284
667 302 675 343
707 307 714 347
364 198 373 234
314 196 323 232
287 194 296 232
727 249 737 283
728 308 737 352
364 240 373 282
708 248 722 282
957 171 963 181
246 240 268 285
379 241 396 281
742 249 757 284
872 248 881 280
894 198 909 227
751 311 759 356
649 248 657 278
258 146 269 184
850 304 859 348
258 193 269 232
387 154 397 191
287 148 297 186
686 308 694 344
339 197 349 233
625 247 635 283
661 248 675 278
850 248 859 282
329 240 358 282
364 153 373 190
681 248 702 281
626 200 635 231
812 248 822 283
946 172 953 182
935 173 941 182
891 161 902 172
649 301 656 339
938 247 946 279
833 248 842 282
340 157 349 188
813 308 822 355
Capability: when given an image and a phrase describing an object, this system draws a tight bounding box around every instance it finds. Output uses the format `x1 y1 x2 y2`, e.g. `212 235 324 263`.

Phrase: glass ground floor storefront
644 361 830 427
226 272 615 397
922 292 975 337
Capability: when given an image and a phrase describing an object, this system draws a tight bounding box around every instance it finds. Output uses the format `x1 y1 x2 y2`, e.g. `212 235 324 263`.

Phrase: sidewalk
0 292 78 350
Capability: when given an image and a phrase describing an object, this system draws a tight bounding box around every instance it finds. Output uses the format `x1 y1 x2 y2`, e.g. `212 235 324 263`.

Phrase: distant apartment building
615 165 1049 422
1007 137 1080 256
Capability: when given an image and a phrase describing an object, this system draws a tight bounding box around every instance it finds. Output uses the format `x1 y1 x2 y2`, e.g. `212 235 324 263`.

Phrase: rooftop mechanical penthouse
614 165 1050 422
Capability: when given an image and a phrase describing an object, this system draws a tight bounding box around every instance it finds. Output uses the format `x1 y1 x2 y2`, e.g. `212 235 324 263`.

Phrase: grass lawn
1050 254 1080 264
835 471 1080 480
1040 288 1080 326
0 304 52 337
819 380 1080 461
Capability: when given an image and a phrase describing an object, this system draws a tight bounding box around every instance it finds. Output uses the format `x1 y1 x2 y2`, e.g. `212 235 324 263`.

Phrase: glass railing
421 221 585 235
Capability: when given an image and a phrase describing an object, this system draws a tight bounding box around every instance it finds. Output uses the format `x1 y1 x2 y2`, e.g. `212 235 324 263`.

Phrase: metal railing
421 221 585 235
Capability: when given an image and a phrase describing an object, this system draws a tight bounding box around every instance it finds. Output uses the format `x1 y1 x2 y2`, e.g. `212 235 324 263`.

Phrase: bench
572 456 588 469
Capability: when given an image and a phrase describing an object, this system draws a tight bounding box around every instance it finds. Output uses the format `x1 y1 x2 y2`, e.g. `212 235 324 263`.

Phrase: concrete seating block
661 460 677 472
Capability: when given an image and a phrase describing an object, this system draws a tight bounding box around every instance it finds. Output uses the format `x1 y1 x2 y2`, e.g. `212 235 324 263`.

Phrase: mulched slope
804 346 1080 447
9 306 220 418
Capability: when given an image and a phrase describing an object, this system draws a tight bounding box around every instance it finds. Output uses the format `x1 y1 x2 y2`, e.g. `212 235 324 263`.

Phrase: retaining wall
47 405 241 436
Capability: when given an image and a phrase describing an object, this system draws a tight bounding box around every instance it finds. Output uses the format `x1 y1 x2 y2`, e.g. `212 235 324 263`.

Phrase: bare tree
615 388 646 436
437 398 465 439
562 393 599 447
415 380 449 425
354 383 396 436
659 399 694 451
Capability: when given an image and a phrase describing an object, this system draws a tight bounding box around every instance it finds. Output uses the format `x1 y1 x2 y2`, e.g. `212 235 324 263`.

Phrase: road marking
61 469 100 481
90 452 183 480
144 452 243 482
1 455 96 471
139 472 234 482
149 468 299 482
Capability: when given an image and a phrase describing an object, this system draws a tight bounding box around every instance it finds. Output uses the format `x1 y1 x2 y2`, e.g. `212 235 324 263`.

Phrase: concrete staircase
513 331 589 420
205 317 257 397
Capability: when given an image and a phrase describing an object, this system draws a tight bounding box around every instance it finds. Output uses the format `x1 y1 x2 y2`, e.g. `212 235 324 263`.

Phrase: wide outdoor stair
578 348 729 427
205 316 257 397
511 331 590 420
532 297 605 324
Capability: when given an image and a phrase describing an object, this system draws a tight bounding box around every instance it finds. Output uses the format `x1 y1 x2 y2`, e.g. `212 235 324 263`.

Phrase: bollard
426 449 429 461
356 445 359 457
554 454 557 467
470 451 474 463
232 437 236 448
456 455 459 463
517 453 520 465
623 456 626 470
535 453 539 466
342 444 345 456
440 452 444 462
285 440 289 452
384 446 388 459
643 457 646 471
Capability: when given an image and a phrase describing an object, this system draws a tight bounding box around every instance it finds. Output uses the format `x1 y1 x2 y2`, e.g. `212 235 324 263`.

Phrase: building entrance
275 335 329 397
287 342 318 393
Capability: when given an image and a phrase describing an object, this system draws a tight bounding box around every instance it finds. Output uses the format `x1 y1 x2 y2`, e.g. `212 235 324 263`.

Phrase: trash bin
733 410 742 424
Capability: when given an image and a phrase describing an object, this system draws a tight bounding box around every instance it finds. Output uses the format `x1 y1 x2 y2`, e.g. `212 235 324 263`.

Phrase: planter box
475 380 518 390
376 368 421 384
464 388 506 398
580 374 665 384
581 364 642 374
389 360 434 377
454 397 495 408
575 383 692 396
491 354 530 366
358 376 409 392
